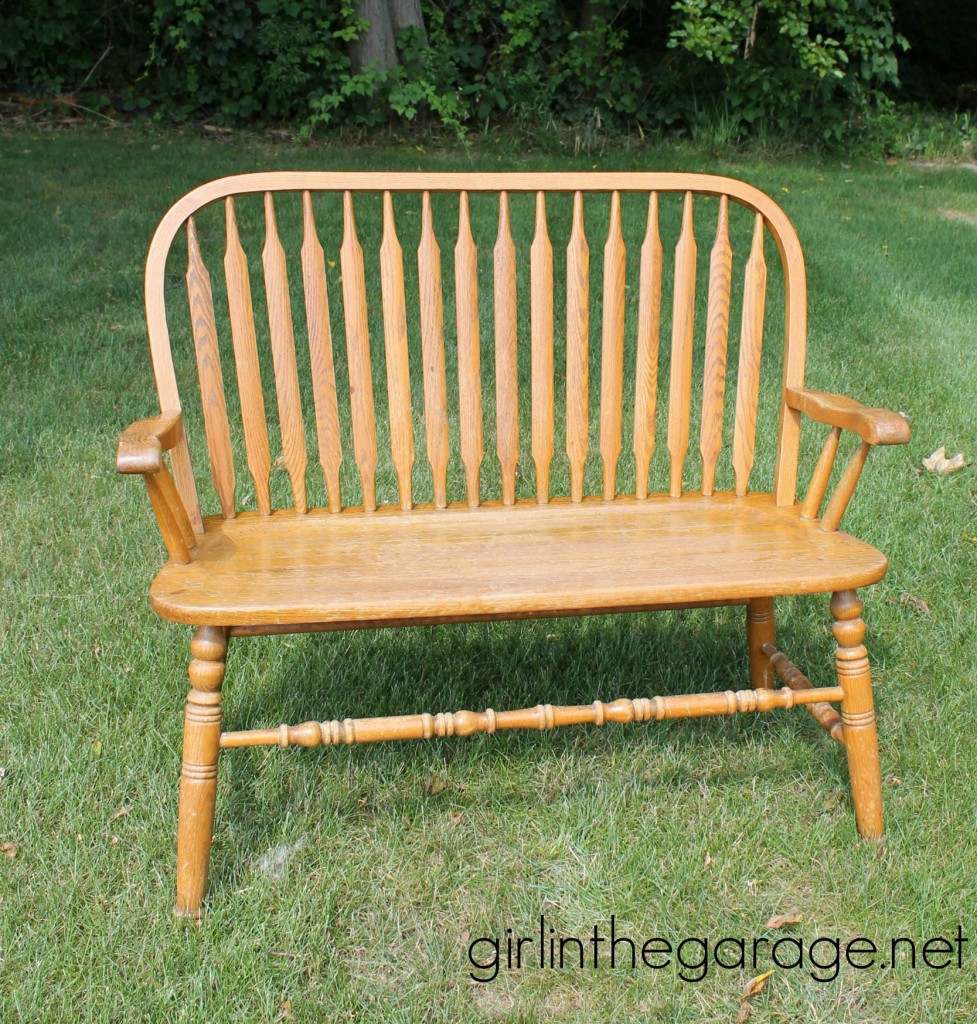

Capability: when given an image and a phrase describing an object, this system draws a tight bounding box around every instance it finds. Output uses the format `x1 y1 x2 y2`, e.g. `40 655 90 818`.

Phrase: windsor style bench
117 171 910 918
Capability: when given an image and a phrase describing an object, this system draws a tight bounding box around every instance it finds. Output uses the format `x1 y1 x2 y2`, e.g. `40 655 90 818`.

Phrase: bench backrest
144 172 808 532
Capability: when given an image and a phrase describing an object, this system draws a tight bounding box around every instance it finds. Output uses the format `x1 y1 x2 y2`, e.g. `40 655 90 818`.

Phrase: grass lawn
1 125 975 1022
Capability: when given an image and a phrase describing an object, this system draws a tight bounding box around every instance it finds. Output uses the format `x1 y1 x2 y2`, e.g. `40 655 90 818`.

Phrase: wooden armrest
117 410 195 563
785 387 910 446
117 411 184 474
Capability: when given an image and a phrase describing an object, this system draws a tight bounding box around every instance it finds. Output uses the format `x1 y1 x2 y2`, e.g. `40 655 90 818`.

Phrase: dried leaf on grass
889 592 931 616
922 446 967 474
1 842 18 858
743 970 774 999
424 774 447 795
766 907 803 930
737 969 775 1021
108 806 130 823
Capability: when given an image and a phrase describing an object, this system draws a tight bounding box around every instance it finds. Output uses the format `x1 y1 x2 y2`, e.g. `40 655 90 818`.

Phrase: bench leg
746 597 775 689
175 625 227 919
831 591 884 840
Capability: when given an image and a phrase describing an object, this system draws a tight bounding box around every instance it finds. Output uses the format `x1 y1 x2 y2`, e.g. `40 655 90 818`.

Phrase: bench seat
150 492 887 629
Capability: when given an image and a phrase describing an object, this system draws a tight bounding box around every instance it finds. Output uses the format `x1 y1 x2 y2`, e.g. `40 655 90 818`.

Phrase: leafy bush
0 0 923 146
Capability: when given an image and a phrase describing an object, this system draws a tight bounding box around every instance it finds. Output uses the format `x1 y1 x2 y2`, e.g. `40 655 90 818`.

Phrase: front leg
175 625 227 918
746 597 775 689
831 591 884 840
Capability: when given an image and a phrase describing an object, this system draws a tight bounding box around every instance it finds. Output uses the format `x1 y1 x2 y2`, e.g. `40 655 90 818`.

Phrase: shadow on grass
210 594 894 893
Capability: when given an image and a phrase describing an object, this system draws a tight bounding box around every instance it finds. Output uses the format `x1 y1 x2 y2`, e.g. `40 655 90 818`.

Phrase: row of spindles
185 189 770 518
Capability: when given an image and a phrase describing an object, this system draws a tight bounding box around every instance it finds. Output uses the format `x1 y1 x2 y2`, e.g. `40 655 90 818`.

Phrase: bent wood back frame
144 172 808 532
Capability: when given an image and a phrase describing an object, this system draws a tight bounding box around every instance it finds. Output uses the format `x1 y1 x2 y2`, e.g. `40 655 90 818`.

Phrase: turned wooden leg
831 591 883 840
746 597 775 689
175 625 227 919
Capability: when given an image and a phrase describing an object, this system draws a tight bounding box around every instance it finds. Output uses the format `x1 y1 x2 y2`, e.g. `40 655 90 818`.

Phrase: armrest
117 410 184 475
117 410 195 563
785 387 910 446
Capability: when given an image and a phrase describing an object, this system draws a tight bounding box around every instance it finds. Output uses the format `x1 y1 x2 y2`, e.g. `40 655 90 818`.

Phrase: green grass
1 125 976 1022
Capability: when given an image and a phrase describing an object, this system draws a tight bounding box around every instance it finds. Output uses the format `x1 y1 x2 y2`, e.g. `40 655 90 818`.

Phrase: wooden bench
117 171 910 919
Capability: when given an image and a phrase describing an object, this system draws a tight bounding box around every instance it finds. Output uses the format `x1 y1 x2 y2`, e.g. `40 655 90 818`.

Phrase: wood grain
732 213 767 497
633 192 662 499
530 192 554 503
600 190 626 500
565 191 590 502
262 193 308 514
186 216 236 518
150 493 889 627
223 197 271 515
667 192 697 498
800 425 841 521
700 195 732 496
418 191 450 508
339 190 378 512
493 191 519 506
455 191 483 507
221 681 845 749
380 191 415 510
300 191 343 512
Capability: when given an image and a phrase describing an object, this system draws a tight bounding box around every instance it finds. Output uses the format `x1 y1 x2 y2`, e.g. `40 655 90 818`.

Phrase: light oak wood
831 590 883 839
633 192 662 499
301 192 343 513
732 213 767 497
455 191 483 507
150 493 889 627
819 440 870 533
125 170 914 917
340 191 379 512
800 425 841 521
220 681 844 749
667 192 696 498
600 191 626 501
175 625 226 918
494 192 519 506
187 217 236 518
224 197 272 515
786 386 910 445
700 196 732 496
380 192 415 510
761 640 844 742
531 192 554 503
746 596 774 689
262 193 308 514
566 192 589 502
418 192 450 508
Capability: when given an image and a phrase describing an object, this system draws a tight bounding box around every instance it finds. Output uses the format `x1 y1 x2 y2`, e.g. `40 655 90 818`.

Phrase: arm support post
118 411 196 563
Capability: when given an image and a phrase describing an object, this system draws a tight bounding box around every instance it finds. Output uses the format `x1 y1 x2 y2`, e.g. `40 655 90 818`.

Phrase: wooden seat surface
150 492 887 629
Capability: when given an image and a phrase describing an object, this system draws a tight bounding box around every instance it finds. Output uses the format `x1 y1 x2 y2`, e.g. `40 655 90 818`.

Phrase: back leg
746 597 775 689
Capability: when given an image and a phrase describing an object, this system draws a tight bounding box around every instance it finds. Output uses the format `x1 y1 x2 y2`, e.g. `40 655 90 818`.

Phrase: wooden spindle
800 425 841 521
530 191 554 504
186 216 235 518
219 683 844 750
300 192 343 513
819 441 870 533
340 191 378 512
667 192 696 498
262 193 308 514
600 190 626 501
418 192 450 508
494 191 519 506
223 198 271 515
380 192 415 510
634 192 662 500
760 641 844 742
700 195 732 496
455 191 483 508
732 213 767 497
565 191 590 503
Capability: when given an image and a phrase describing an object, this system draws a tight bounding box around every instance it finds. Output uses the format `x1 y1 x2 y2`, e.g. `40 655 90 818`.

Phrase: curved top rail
144 171 807 526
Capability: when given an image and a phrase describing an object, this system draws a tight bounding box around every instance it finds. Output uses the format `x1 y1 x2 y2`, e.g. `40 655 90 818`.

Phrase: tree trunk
351 0 427 74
